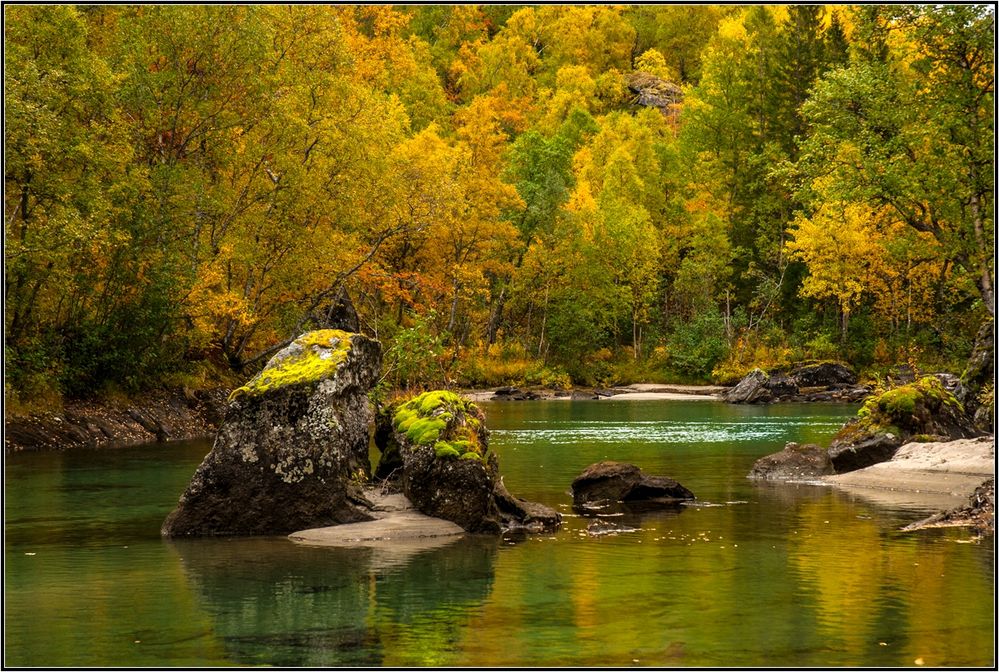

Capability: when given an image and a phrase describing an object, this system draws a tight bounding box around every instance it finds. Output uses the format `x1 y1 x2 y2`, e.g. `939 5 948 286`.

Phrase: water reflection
167 535 499 667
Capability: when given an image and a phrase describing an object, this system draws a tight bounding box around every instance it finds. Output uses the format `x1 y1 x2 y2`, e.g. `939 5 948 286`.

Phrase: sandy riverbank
821 436 995 511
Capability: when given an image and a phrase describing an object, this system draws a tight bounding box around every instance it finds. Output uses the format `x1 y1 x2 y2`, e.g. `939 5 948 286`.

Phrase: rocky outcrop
570 461 694 509
724 362 869 404
722 368 797 404
377 391 560 534
627 72 682 117
747 442 834 481
785 361 858 387
748 376 983 481
827 375 978 473
827 432 904 474
162 330 381 537
4 388 227 453
959 318 994 432
491 386 541 401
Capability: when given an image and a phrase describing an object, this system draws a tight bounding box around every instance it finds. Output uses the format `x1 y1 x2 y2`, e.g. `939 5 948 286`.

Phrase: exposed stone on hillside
570 461 694 510
627 72 682 117
376 391 560 534
161 330 381 537
959 318 994 432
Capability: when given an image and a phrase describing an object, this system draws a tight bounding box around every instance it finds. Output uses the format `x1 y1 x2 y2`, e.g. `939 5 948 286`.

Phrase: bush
666 310 729 380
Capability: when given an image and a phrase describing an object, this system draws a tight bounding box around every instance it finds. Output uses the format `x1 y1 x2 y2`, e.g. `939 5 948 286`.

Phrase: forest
4 4 994 407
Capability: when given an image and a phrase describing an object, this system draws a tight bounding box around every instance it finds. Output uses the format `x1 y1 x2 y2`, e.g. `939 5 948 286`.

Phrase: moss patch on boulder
854 375 964 436
228 330 354 401
390 390 486 460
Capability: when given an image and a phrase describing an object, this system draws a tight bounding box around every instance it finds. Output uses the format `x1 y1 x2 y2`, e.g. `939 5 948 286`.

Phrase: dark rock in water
723 369 798 404
161 330 381 537
827 431 903 473
404 445 501 534
748 442 834 481
571 461 694 509
786 361 857 387
378 391 559 534
493 478 560 533
827 375 978 474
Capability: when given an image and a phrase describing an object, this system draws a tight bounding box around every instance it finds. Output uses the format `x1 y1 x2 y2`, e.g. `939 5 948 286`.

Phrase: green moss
393 407 418 429
434 442 461 459
392 389 488 461
854 376 963 430
416 390 463 414
878 387 919 416
406 417 447 445
460 452 482 461
229 329 353 401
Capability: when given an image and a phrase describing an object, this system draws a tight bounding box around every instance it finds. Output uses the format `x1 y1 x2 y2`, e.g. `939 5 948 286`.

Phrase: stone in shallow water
161 330 381 537
748 442 834 481
570 461 694 509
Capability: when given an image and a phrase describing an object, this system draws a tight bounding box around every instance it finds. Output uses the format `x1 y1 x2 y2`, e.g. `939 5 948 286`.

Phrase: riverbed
4 399 994 667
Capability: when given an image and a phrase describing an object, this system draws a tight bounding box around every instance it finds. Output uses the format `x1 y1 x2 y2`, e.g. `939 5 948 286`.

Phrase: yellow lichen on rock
228 330 354 401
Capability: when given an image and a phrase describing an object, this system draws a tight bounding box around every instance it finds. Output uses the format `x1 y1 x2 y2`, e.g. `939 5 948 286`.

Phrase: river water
4 399 994 667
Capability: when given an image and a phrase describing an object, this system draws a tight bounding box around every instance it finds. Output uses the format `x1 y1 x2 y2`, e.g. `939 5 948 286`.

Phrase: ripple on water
491 417 847 445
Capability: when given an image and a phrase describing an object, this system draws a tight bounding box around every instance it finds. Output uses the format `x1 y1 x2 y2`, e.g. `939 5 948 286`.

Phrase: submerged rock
377 390 560 534
570 461 694 509
748 442 834 481
161 329 381 537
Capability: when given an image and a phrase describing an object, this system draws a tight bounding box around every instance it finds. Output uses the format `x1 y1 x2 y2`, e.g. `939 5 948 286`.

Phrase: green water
4 400 994 667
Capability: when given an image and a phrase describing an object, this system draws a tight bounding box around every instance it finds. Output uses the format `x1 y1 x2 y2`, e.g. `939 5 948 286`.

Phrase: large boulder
827 375 978 474
162 330 381 537
786 361 857 387
570 461 694 509
748 442 834 481
378 390 560 534
723 369 798 404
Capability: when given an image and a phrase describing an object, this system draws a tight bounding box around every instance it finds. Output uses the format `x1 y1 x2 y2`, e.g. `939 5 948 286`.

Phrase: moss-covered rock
228 329 356 401
375 390 560 534
827 376 978 473
162 330 382 536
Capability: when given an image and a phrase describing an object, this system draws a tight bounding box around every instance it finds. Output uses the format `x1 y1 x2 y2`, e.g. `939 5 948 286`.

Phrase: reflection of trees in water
167 535 499 667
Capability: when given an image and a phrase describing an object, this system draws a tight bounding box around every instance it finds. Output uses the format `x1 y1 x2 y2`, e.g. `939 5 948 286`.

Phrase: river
4 399 994 667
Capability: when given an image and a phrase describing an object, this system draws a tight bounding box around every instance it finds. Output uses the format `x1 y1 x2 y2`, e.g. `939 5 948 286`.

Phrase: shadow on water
166 533 500 667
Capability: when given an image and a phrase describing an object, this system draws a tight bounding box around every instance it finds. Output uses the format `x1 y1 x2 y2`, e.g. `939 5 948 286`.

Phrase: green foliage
667 310 730 380
3 5 992 406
